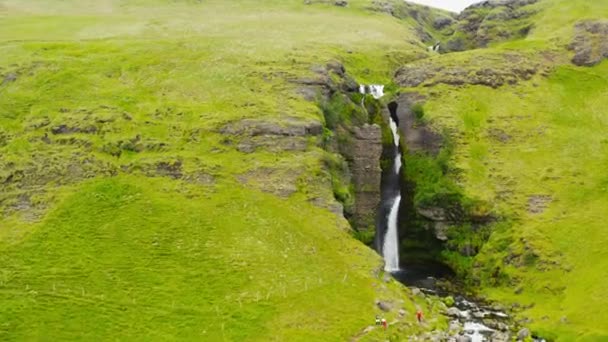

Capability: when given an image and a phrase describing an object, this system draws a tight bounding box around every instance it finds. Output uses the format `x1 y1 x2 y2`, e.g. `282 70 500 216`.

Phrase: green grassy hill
2 0 608 340
0 0 443 340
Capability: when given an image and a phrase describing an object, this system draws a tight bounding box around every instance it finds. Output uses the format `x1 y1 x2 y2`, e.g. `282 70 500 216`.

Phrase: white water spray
383 196 401 272
358 84 384 99
383 114 402 272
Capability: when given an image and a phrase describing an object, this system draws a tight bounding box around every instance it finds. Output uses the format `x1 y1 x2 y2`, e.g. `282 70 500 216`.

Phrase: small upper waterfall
359 84 384 100
382 111 402 272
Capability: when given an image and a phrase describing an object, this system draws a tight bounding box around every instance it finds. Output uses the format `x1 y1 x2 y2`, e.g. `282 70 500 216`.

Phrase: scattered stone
449 320 462 331
445 307 463 318
456 334 472 342
398 309 406 317
155 160 183 179
492 331 511 342
376 300 392 312
51 124 98 135
334 0 348 6
527 195 552 214
2 73 17 84
517 328 530 341
411 287 422 296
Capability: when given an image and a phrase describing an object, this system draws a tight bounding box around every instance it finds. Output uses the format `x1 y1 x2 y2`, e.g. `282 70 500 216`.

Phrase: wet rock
446 307 463 318
449 320 462 331
517 328 530 340
492 331 511 342
455 334 472 342
472 311 486 319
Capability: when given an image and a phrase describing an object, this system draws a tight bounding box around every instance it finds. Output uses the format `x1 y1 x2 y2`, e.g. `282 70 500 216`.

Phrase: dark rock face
392 93 442 155
395 53 539 89
350 124 383 230
570 20 608 66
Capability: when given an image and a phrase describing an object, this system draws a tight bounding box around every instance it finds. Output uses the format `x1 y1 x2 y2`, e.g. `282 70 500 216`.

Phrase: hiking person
381 318 387 330
416 309 424 323
375 315 381 326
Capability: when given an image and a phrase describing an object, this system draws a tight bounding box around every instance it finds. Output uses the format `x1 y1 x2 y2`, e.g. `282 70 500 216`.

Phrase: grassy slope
0 0 441 340
408 0 608 339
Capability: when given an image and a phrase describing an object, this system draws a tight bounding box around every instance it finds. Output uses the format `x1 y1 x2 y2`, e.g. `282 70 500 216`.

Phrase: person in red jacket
381 318 387 330
416 309 424 323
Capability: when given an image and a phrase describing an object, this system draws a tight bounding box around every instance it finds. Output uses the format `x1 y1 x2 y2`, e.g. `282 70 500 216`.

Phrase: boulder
449 320 462 331
445 307 462 318
492 331 511 342
433 16 454 30
517 328 530 341
334 0 348 6
569 20 608 66
456 335 472 342
376 300 393 312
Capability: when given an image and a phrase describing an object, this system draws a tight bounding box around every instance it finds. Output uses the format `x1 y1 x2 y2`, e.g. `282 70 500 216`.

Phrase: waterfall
383 196 401 271
360 84 401 272
359 84 384 100
382 113 402 272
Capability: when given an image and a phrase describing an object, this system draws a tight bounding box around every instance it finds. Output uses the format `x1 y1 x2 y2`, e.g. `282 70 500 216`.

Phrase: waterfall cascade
359 84 401 272
382 113 402 272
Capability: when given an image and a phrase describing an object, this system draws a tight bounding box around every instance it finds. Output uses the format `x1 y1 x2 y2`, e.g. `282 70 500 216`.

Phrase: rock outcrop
395 52 540 89
444 0 538 52
292 61 383 232
219 118 323 154
350 124 383 231
569 20 608 66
